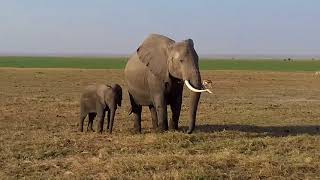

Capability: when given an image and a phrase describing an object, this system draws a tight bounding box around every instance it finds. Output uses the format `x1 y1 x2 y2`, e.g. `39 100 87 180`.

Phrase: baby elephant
79 84 122 134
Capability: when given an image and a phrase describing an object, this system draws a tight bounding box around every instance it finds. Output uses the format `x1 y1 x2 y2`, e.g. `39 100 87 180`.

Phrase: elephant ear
185 39 194 47
137 34 175 80
185 38 199 62
111 84 122 107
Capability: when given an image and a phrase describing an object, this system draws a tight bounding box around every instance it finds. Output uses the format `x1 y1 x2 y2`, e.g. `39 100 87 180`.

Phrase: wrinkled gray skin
124 34 202 134
79 84 122 134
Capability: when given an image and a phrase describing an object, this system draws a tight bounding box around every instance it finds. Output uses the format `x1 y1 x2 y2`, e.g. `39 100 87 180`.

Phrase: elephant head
102 83 122 134
137 34 210 133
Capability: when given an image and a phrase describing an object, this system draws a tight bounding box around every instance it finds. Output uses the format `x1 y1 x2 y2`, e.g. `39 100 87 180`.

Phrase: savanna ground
0 58 320 179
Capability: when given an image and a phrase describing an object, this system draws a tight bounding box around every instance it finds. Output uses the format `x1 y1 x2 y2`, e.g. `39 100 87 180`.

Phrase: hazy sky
1 0 320 56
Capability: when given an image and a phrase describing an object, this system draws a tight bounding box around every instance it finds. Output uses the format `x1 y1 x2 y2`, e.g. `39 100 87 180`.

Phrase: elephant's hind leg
87 113 96 132
129 93 142 133
79 112 87 132
132 106 142 133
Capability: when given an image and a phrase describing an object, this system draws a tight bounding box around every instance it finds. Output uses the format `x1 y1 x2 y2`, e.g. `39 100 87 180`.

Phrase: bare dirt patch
0 68 319 179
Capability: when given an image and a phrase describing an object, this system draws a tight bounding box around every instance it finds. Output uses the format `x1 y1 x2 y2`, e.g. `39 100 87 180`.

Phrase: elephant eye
179 59 184 63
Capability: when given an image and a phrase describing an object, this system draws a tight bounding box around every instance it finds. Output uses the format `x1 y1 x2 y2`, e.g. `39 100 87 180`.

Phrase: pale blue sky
0 0 319 57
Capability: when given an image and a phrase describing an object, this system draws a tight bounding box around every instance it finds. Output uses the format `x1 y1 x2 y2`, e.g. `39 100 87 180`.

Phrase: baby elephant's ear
117 88 122 107
112 84 122 107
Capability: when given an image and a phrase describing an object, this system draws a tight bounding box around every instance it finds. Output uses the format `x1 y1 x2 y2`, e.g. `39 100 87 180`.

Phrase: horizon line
0 52 320 59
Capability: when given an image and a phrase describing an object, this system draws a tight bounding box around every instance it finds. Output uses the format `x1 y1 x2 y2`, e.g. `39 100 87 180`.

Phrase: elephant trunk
186 72 202 134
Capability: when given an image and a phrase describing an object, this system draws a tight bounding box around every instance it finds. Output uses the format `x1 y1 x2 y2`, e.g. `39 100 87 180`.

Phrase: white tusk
184 80 212 94
206 89 213 94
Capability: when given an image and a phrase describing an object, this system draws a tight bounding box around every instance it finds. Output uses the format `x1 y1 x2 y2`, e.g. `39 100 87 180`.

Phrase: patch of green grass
199 59 320 72
1 56 320 72
0 56 127 69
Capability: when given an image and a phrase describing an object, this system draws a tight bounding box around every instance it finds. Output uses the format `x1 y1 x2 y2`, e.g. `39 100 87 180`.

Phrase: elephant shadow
183 124 320 137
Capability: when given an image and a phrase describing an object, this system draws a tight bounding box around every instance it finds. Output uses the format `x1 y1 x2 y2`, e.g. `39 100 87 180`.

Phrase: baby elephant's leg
107 111 111 130
97 108 106 133
87 113 96 132
79 112 87 132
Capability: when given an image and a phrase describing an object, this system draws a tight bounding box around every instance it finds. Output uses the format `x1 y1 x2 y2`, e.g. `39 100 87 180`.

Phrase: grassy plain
1 56 320 71
0 67 319 179
0 57 127 69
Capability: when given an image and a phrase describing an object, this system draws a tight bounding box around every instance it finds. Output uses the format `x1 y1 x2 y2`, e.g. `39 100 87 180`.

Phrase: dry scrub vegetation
0 68 319 179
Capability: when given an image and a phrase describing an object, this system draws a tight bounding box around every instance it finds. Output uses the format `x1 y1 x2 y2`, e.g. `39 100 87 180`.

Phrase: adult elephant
124 34 211 134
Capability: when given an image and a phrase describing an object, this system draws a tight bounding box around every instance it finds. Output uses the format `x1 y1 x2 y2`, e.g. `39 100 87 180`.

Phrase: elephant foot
133 123 141 134
87 128 95 132
158 124 168 132
187 129 194 134
169 121 178 131
86 126 93 132
168 128 179 132
156 127 168 133
155 128 164 133
131 128 142 134
152 124 158 130
151 123 158 132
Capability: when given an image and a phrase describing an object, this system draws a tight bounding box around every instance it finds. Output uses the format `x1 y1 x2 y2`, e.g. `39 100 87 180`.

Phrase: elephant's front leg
153 94 168 132
96 107 106 133
169 91 183 130
168 81 183 130
107 110 111 130
108 108 116 134
149 105 158 130
170 101 182 130
97 112 106 133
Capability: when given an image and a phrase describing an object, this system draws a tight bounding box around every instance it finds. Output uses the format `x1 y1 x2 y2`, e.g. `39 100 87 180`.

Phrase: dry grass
0 68 319 179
